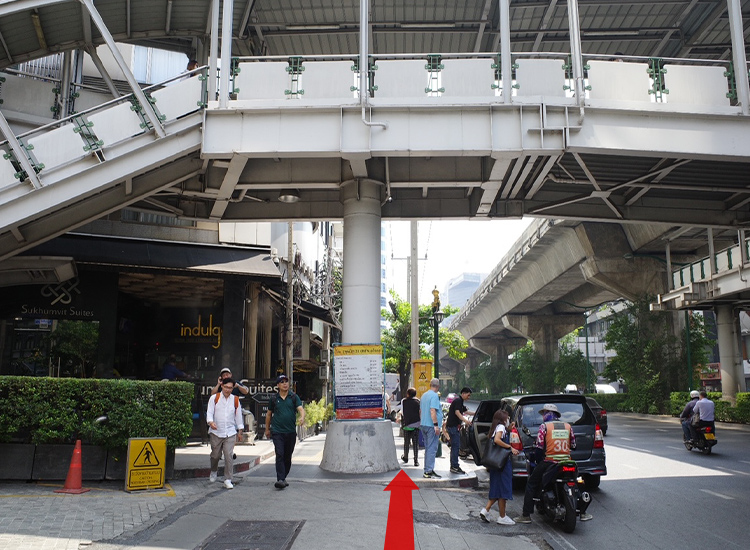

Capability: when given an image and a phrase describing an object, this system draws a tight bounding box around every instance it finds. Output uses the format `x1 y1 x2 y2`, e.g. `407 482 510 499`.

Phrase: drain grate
199 520 305 550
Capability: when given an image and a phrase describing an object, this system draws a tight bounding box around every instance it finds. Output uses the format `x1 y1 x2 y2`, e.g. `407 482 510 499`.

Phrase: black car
586 396 608 436
466 394 606 490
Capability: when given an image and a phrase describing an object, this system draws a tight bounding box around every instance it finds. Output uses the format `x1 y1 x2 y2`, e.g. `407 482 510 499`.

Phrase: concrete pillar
341 179 382 343
535 323 562 364
221 277 244 372
716 305 745 401
322 178 398 474
245 283 260 380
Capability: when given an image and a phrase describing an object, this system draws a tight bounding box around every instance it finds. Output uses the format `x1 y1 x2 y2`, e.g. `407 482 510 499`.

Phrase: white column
219 0 234 108
341 179 382 343
499 0 512 104
728 0 750 115
716 305 744 401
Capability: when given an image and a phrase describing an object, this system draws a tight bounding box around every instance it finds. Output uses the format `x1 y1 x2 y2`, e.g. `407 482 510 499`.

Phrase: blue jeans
420 426 438 473
447 426 461 468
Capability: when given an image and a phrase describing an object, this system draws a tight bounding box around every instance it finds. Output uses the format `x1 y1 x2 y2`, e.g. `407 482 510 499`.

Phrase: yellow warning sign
413 359 433 398
125 438 166 492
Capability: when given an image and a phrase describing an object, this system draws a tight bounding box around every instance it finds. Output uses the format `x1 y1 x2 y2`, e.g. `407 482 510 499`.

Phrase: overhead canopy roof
21 233 281 279
0 1 744 70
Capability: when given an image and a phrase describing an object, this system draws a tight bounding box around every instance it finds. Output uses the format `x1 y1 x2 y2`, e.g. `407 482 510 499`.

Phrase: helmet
690 390 700 399
538 403 561 416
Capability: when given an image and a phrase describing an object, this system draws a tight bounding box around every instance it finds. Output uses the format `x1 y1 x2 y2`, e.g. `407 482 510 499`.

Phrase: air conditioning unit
318 365 329 380
320 348 330 364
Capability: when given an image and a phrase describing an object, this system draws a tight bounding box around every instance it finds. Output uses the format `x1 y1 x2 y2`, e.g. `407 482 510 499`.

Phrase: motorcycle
684 423 717 455
525 448 592 534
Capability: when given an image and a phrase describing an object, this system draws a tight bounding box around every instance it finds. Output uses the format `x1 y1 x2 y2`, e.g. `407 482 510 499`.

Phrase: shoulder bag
482 436 512 471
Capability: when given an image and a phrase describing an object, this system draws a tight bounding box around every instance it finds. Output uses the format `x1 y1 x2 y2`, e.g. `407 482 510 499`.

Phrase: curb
171 449 276 480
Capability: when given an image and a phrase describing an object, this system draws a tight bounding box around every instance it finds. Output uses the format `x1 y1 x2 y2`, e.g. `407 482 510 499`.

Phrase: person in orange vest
514 403 576 524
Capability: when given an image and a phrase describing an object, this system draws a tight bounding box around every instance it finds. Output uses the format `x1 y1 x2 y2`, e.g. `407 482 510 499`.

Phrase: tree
45 320 100 378
380 291 468 393
554 341 596 392
511 342 554 393
604 296 713 413
461 356 521 397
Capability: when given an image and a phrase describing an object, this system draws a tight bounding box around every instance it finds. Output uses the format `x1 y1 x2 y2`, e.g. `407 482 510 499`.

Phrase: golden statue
431 287 440 312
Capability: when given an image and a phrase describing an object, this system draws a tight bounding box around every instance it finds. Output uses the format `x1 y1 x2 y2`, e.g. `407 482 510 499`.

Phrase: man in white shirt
690 390 715 440
206 378 244 489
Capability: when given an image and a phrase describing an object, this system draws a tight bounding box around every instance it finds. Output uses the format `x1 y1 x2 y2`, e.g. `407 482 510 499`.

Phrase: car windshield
518 402 587 427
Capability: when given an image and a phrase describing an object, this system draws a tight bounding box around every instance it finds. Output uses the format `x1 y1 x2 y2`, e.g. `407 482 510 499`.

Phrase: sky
384 218 532 307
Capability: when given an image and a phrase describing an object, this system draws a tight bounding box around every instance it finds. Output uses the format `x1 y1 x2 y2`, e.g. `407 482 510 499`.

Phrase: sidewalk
0 427 546 550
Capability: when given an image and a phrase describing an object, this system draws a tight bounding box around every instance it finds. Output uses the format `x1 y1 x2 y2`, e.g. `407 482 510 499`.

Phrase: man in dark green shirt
265 374 304 489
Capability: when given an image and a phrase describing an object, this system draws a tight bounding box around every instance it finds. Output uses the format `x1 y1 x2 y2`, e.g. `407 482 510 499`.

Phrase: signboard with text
413 359 433 398
125 437 166 492
333 344 384 420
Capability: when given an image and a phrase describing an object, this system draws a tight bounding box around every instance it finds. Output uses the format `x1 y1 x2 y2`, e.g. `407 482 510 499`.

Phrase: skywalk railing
672 239 750 290
0 67 208 197
223 52 746 109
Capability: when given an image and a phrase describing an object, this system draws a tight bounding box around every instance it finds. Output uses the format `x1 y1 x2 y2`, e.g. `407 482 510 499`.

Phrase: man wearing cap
680 390 700 441
445 386 474 474
265 374 305 489
514 404 577 524
210 368 249 396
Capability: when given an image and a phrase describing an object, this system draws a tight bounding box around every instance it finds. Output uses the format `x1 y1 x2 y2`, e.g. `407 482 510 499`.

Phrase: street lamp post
429 310 445 379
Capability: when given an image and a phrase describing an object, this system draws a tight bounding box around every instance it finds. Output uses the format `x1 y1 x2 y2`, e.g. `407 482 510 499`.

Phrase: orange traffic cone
54 440 90 494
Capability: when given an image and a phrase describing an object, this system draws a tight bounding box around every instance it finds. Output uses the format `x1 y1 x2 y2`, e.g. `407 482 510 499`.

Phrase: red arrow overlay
383 470 420 549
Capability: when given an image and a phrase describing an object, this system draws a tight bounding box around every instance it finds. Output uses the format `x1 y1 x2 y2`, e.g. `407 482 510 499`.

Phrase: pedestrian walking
265 374 305 489
399 387 421 466
206 378 244 489
419 378 442 479
478 409 518 525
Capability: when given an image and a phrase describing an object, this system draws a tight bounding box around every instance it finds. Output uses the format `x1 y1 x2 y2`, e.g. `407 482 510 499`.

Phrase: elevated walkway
2 55 750 266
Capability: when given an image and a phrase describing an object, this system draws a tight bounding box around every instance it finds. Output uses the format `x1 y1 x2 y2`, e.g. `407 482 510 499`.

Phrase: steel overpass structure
1 1 750 397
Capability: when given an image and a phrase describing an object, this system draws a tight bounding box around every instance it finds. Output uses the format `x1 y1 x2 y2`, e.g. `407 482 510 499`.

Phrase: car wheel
471 450 482 466
583 475 601 491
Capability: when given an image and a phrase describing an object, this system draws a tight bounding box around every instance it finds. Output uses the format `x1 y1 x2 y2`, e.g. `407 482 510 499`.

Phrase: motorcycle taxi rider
679 390 700 441
513 403 593 524
689 390 715 441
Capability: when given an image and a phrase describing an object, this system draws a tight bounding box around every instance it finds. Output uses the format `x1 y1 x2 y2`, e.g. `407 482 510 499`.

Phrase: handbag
482 437 512 470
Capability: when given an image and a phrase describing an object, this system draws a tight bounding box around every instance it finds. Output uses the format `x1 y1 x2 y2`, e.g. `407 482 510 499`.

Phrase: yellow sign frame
125 437 167 492
413 359 433 398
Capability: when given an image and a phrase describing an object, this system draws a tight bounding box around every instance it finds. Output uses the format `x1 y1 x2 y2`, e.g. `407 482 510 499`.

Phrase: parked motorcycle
525 448 592 534
684 423 717 455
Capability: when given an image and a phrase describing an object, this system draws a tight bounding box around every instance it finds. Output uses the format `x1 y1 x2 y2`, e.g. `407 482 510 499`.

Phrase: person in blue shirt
419 378 443 479
161 355 188 380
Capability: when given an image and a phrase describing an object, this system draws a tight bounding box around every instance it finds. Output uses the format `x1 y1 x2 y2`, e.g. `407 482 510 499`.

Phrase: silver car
466 394 606 490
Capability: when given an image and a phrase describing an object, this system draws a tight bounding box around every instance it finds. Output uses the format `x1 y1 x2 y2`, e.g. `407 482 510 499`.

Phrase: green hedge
0 376 193 449
669 391 750 423
583 393 629 412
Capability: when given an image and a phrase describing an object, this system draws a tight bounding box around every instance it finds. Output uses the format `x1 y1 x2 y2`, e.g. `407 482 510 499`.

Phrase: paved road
2 415 747 549
537 412 750 550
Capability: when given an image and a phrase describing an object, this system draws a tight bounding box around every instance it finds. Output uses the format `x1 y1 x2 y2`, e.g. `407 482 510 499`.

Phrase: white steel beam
79 0 166 138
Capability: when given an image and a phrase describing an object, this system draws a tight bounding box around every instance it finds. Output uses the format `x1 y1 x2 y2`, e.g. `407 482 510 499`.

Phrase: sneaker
497 515 515 526
479 508 489 523
209 471 218 483
449 466 466 474
423 470 441 479
580 513 593 522
223 480 233 489
282 480 289 487
274 480 286 489
513 515 532 524
401 455 408 463
414 461 419 467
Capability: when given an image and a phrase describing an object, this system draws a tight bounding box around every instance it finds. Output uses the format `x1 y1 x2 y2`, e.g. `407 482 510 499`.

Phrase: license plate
704 433 715 440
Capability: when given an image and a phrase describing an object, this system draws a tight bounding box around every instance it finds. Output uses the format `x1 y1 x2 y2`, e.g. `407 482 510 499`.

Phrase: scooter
525 448 592 534
684 423 717 455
